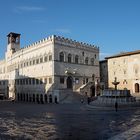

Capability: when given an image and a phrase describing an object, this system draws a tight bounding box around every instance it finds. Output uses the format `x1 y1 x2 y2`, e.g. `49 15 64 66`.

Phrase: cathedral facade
0 32 99 103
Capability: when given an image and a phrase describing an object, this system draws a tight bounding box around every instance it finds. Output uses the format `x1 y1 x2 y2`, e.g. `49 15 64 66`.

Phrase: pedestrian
115 101 118 112
81 98 84 103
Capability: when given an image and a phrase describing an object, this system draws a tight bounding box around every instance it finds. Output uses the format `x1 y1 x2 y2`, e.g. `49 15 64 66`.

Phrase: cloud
14 6 45 13
54 29 71 34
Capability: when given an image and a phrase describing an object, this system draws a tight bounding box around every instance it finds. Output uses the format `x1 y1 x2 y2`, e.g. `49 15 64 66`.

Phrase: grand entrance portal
67 76 73 89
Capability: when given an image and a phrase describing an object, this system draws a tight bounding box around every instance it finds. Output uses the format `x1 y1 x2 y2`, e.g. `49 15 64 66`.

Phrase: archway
54 96 58 104
49 95 52 103
67 76 73 89
90 85 95 97
33 94 35 102
44 94 48 103
26 94 28 102
135 83 139 93
40 94 43 104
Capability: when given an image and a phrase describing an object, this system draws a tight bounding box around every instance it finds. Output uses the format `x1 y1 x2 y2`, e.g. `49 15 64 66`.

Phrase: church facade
0 32 99 103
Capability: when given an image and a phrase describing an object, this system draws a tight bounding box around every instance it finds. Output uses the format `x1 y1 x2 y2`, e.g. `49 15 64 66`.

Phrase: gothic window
85 57 88 65
91 58 94 65
75 55 79 64
68 54 72 63
59 52 64 62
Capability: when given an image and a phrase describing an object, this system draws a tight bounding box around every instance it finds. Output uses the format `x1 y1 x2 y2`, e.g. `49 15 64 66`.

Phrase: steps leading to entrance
59 90 87 104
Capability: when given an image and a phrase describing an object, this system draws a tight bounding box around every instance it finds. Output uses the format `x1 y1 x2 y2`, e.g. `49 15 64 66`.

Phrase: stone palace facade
0 32 99 103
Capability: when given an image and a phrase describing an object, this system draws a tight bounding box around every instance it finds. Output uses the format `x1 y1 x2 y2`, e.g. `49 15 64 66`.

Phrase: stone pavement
0 101 140 139
109 124 140 140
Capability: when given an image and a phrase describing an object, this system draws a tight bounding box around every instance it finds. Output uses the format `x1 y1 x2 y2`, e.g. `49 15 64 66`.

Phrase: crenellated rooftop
11 34 99 57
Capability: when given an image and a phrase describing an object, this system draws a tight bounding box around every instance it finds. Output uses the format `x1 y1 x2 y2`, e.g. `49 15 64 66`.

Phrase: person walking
115 101 118 112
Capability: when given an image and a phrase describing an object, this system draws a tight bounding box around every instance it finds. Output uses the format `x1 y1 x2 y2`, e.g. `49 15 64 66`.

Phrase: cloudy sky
0 0 140 59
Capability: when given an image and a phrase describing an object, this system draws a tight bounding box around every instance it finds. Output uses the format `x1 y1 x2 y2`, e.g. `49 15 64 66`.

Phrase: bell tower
7 32 20 53
6 32 21 60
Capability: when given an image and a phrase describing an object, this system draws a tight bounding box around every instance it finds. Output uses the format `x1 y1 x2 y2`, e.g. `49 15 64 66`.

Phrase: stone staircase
59 89 87 104
80 82 94 96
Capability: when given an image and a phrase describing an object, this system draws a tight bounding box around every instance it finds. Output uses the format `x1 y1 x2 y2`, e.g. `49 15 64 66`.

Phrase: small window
59 52 64 62
75 78 79 84
44 78 47 84
30 61 32 65
49 78 52 84
124 70 126 74
36 79 39 84
91 58 94 65
36 59 39 64
85 57 88 65
33 60 35 65
49 55 52 61
68 54 72 63
60 77 64 84
95 54 96 59
75 55 79 64
26 61 28 66
82 52 84 56
44 56 47 62
40 57 43 63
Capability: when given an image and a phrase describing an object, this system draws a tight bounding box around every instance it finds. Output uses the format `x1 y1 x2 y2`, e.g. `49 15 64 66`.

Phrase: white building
0 32 99 103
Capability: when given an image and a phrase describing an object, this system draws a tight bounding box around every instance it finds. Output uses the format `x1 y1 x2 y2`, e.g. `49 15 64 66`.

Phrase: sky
0 0 140 60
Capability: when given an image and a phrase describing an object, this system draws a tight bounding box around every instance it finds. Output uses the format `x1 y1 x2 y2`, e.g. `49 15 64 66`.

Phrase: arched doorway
90 85 95 97
44 94 48 103
26 94 28 102
40 94 43 104
49 95 52 103
54 96 58 103
67 76 73 89
33 94 35 102
135 83 139 93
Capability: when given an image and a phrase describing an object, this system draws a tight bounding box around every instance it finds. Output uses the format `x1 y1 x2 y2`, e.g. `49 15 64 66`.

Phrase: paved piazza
0 101 140 140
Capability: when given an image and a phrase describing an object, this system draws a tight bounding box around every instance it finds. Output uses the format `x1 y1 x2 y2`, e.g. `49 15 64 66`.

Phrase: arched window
59 52 64 62
68 54 72 63
85 57 88 65
75 55 79 64
135 83 139 93
91 58 94 65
